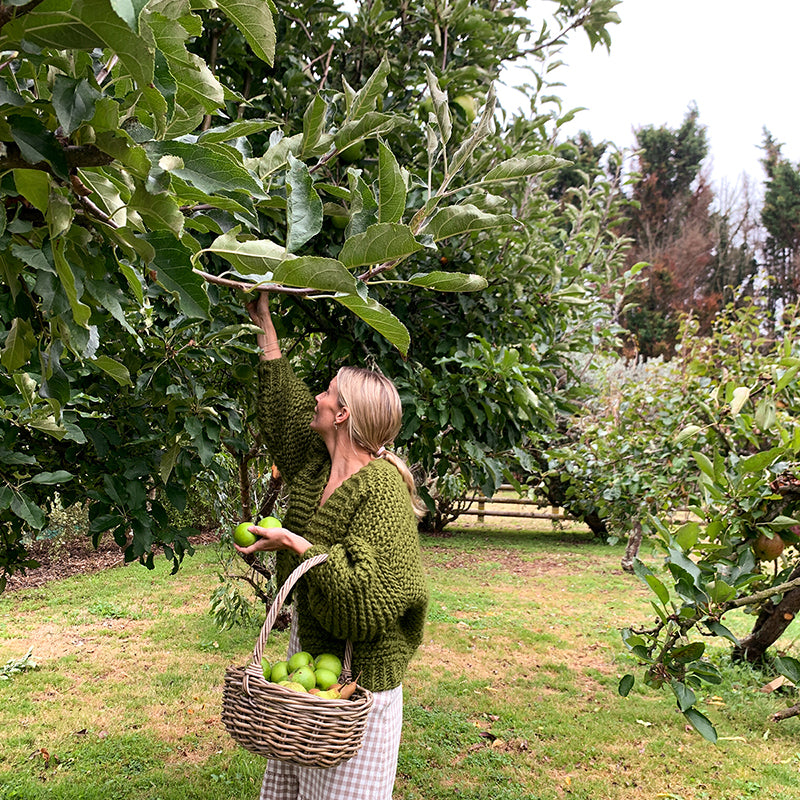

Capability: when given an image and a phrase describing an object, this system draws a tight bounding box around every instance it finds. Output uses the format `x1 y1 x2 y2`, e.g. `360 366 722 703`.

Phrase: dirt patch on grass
5 531 218 594
424 546 575 577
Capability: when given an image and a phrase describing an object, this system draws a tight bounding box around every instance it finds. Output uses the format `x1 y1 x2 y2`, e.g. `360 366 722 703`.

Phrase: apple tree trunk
732 562 800 663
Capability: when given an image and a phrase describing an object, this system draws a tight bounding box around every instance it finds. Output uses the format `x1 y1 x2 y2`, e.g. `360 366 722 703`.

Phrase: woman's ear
336 406 350 424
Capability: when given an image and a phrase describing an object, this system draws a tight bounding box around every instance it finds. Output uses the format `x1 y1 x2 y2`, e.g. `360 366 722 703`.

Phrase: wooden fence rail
458 485 573 524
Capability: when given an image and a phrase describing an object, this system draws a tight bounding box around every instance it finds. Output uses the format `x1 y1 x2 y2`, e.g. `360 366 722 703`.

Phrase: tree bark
621 520 643 573
732 563 800 663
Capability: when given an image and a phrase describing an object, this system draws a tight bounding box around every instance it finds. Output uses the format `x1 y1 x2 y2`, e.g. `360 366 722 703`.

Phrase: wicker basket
222 552 374 768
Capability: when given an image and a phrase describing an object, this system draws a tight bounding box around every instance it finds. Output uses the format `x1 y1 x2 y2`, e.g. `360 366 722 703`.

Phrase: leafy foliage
617 302 800 739
0 0 624 582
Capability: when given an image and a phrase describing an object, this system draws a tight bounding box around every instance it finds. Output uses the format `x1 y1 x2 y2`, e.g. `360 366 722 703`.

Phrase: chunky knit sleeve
257 357 326 483
299 464 428 643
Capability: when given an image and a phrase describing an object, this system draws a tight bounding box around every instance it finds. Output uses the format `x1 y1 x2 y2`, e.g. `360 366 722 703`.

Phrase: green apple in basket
268 660 289 683
314 652 343 677
290 665 317 691
287 651 313 672
314 668 339 690
278 680 308 693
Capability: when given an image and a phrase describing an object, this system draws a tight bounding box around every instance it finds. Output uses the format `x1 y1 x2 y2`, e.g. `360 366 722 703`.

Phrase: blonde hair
336 366 426 519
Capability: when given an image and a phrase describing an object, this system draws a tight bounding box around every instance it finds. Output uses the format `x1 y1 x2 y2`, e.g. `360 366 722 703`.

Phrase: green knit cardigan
257 357 428 692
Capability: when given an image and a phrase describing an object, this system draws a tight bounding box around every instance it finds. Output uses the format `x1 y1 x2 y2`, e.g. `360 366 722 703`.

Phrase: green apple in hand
257 516 282 529
233 521 257 547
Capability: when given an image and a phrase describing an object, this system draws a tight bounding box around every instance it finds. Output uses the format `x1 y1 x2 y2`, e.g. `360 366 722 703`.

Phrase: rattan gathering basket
222 553 374 768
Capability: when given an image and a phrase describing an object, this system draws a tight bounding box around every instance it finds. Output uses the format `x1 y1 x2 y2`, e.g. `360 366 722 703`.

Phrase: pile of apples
266 651 355 700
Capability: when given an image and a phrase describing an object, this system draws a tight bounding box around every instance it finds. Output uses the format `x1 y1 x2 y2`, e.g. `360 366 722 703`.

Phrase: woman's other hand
233 523 313 556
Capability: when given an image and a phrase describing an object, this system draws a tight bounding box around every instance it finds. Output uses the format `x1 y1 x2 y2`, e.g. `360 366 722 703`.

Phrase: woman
236 292 428 800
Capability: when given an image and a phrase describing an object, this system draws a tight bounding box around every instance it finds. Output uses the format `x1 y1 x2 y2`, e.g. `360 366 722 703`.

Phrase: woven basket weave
222 552 374 768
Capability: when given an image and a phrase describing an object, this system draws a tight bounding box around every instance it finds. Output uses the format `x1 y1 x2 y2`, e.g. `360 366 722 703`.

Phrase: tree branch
0 144 115 176
722 576 800 611
770 703 800 722
0 0 47 33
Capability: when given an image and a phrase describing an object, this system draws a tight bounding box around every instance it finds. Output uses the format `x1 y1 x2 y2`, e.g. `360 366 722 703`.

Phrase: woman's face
310 376 342 434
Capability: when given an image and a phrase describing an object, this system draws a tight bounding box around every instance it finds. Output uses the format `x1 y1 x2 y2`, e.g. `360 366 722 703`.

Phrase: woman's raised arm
246 291 281 361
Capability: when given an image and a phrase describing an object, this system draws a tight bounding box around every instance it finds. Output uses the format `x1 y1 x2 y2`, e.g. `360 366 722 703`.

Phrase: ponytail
375 448 427 520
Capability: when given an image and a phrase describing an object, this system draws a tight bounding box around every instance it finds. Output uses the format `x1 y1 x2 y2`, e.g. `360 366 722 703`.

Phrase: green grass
1 524 799 800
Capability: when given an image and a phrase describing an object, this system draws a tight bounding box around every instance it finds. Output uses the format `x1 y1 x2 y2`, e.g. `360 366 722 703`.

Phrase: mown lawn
1 521 799 800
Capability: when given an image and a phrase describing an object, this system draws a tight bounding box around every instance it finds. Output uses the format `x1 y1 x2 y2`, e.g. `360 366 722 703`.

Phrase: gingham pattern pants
259 615 404 800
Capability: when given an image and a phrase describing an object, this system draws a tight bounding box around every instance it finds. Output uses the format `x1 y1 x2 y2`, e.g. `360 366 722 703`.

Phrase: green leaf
52 75 100 135
644 574 670 606
377 140 407 224
704 619 739 644
674 521 701 551
148 142 264 198
348 55 389 120
13 169 50 213
160 440 181 484
670 641 705 664
47 189 74 239
197 119 278 144
420 204 517 242
301 95 329 157
52 239 92 327
109 0 149 32
286 153 323 253
738 447 783 474
130 184 184 236
217 0 276 66
335 292 410 356
9 115 69 180
682 708 717 743
618 674 634 697
670 680 696 712
92 355 132 386
767 515 800 528
334 112 407 154
346 169 379 236
272 257 358 294
406 271 488 292
776 363 800 392
205 231 285 277
1 318 37 371
482 155 566 185
147 232 210 320
692 451 716 481
676 424 702 443
11 492 46 530
706 579 736 604
774 656 800 685
448 84 496 179
30 470 74 485
339 223 422 269
423 65 451 145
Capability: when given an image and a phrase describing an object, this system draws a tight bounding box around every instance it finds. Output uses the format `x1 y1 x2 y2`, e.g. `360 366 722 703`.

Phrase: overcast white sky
499 0 800 194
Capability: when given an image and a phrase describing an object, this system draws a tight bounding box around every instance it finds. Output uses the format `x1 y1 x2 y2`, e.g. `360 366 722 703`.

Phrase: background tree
760 129 800 306
622 106 717 356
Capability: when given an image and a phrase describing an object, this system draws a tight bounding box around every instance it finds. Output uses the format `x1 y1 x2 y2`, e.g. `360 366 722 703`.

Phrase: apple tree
617 302 800 740
0 0 627 586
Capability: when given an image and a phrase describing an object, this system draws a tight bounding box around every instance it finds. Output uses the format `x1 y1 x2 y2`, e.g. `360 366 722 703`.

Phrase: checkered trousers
258 615 404 800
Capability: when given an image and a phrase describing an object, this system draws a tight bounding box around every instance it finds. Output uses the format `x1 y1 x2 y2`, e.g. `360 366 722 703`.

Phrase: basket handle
251 552 329 668
242 552 357 693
